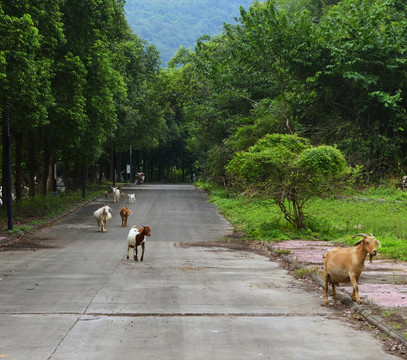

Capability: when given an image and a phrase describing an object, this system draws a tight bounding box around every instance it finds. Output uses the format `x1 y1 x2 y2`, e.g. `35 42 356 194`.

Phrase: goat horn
352 233 368 238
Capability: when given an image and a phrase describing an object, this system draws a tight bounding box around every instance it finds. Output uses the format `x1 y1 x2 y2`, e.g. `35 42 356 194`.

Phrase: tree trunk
110 150 114 182
2 108 7 207
116 152 121 182
48 154 55 192
28 136 36 197
14 132 23 200
62 162 72 192
41 151 50 195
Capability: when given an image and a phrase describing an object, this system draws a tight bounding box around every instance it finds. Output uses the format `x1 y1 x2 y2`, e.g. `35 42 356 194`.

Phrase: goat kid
120 206 133 227
128 193 136 204
126 225 152 261
323 233 380 305
112 187 121 202
93 205 112 232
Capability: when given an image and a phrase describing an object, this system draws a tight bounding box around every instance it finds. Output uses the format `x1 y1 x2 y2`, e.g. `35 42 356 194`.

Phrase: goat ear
353 240 362 246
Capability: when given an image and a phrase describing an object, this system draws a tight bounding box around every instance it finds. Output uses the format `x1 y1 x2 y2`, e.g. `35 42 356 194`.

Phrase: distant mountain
124 0 252 67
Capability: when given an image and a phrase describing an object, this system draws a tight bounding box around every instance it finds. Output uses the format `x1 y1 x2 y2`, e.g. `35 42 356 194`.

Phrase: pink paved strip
274 240 407 307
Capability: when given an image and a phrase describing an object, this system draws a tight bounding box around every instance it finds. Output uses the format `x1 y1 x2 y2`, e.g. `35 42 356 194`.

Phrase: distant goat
126 225 152 261
323 233 380 305
128 193 136 203
104 191 108 199
112 187 120 202
93 205 112 232
121 191 125 201
120 206 133 227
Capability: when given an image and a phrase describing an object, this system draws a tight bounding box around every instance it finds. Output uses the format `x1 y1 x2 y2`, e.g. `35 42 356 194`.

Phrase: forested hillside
124 0 252 66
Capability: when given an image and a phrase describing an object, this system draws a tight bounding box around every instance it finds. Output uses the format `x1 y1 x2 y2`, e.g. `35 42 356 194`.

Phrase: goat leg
324 276 329 305
331 283 337 301
350 276 361 303
140 243 145 262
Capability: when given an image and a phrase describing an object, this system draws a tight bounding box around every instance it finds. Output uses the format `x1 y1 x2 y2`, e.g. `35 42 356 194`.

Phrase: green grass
295 266 319 278
0 183 108 234
199 181 407 261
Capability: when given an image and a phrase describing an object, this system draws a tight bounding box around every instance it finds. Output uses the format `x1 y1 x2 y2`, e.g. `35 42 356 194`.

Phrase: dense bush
226 134 349 229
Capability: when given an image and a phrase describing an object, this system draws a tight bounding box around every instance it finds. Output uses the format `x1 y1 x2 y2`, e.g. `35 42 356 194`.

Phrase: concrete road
0 185 398 359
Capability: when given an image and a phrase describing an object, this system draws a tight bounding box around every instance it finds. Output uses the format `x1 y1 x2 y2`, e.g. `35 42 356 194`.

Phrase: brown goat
119 207 133 227
323 233 380 305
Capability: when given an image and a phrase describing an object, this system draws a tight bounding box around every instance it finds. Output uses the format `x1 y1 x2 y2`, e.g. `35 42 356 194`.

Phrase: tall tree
0 1 63 199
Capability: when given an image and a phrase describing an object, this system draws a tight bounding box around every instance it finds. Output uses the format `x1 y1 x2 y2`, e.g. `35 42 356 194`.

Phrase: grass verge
197 180 407 261
0 183 109 236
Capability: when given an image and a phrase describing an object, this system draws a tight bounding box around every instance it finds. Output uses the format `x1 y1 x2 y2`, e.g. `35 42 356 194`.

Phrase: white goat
93 205 112 232
128 193 136 203
112 187 120 202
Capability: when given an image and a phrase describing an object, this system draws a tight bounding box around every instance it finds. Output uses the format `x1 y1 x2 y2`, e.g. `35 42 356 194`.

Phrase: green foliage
167 0 407 185
1 0 163 195
201 183 407 261
226 134 349 229
0 187 105 234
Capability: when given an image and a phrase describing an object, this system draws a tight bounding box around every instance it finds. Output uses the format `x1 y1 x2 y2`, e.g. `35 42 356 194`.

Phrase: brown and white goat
93 205 112 232
126 225 151 261
323 233 380 305
120 206 133 227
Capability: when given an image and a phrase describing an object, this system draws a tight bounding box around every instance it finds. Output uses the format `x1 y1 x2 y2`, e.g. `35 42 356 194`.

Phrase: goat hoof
134 257 138 261
126 256 129 260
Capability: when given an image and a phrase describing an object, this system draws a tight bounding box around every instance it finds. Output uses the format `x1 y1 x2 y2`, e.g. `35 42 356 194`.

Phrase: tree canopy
159 0 407 185
1 0 407 208
0 0 163 198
